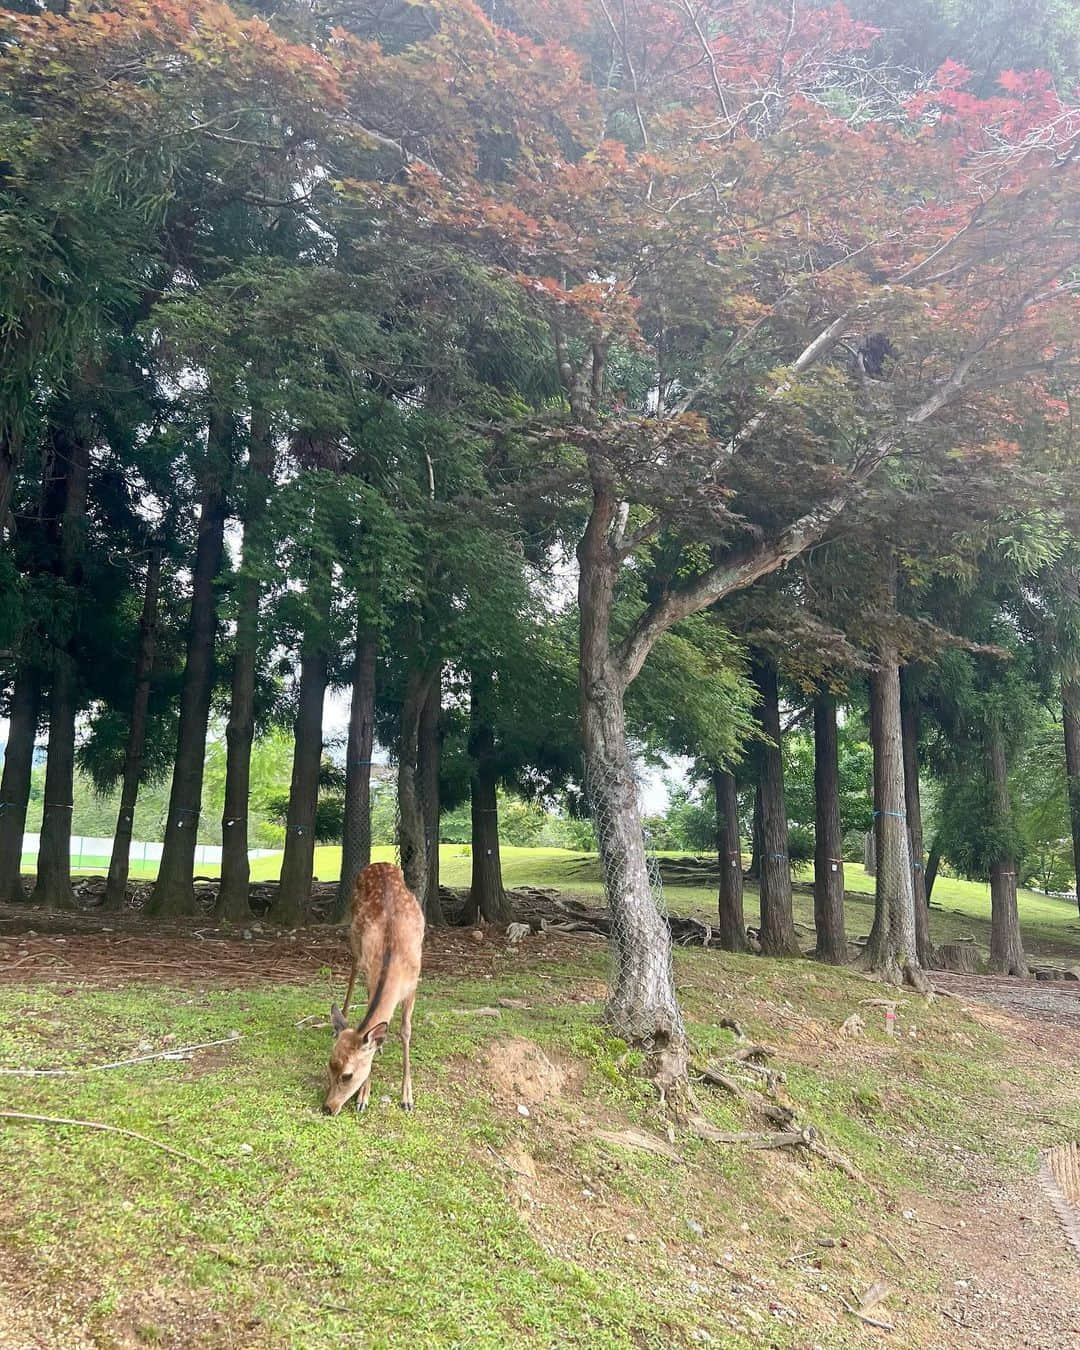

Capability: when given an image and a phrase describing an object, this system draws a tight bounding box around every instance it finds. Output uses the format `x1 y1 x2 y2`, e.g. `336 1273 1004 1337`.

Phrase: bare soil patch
0 899 587 993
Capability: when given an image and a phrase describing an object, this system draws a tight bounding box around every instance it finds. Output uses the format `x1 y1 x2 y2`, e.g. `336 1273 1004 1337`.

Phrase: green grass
1 945 1076 1347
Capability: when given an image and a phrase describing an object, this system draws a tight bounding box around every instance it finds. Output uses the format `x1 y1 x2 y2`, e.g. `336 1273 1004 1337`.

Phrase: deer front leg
355 1077 371 1113
400 992 416 1112
340 957 358 1018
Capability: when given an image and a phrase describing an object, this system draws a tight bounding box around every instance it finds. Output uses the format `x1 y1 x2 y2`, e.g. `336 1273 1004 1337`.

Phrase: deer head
323 1004 389 1115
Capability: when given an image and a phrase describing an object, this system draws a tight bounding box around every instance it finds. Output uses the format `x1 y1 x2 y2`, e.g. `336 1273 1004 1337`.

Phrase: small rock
243 930 253 941
582 1188 594 1199
687 1219 705 1236
688 1280 704 1295
238 1143 254 1156
690 1331 712 1344
380 1095 391 1106
469 929 484 944
624 1231 640 1244
517 1103 530 1118
136 1041 153 1054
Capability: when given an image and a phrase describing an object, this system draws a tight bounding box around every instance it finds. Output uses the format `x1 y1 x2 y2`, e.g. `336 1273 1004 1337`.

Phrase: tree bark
812 690 847 964
752 659 800 958
863 652 918 981
419 669 444 924
149 409 230 917
397 665 435 903
986 717 1028 976
579 483 686 1075
900 668 934 967
712 768 747 952
216 411 274 923
335 622 377 921
32 407 90 911
924 833 942 902
270 648 329 926
1062 675 1080 917
0 431 16 537
103 542 162 910
0 666 41 903
747 784 763 881
468 671 510 925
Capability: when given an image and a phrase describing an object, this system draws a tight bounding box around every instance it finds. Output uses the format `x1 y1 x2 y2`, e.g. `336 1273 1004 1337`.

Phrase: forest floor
0 869 1077 1347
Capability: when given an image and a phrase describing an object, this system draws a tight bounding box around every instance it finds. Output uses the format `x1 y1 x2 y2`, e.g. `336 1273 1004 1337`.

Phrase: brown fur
324 863 425 1116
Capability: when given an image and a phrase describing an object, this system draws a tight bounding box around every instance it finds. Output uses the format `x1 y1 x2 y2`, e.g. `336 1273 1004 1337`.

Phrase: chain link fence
584 754 685 1047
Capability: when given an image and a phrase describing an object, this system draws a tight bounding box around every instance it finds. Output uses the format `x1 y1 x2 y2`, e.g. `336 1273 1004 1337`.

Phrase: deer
324 862 425 1117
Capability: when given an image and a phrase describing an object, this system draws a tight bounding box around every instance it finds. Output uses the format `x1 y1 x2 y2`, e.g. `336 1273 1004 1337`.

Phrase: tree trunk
270 649 329 926
924 833 942 902
31 660 79 909
747 784 763 881
216 411 274 923
149 410 231 917
1062 675 1080 917
753 660 800 957
32 407 90 911
335 622 377 921
712 768 747 952
864 653 918 980
103 542 162 910
468 671 510 925
812 690 847 964
469 761 509 924
863 829 876 876
0 435 13 537
0 666 41 903
578 487 686 1077
419 669 444 924
900 668 934 967
397 665 434 901
986 718 1027 976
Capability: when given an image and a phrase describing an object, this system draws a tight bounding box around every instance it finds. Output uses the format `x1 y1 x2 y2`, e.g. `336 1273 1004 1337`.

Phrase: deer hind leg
400 990 416 1112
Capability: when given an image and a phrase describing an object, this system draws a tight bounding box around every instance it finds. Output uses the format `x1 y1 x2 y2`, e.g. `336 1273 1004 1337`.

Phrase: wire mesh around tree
583 754 685 1048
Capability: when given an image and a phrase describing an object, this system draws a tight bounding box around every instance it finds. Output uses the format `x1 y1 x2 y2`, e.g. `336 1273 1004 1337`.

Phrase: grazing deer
324 862 425 1116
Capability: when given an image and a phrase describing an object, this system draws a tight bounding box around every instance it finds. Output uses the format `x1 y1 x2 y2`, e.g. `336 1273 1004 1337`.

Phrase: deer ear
363 1020 389 1046
331 1004 348 1034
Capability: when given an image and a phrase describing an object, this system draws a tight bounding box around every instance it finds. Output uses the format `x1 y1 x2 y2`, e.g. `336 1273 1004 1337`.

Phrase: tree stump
938 942 979 973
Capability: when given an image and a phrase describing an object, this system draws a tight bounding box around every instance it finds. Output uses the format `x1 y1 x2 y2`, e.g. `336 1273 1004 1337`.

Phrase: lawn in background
16 842 1079 958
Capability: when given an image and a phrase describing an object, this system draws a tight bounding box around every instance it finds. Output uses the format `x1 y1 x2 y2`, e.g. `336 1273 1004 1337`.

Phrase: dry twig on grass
0 1032 243 1077
0 1110 215 1170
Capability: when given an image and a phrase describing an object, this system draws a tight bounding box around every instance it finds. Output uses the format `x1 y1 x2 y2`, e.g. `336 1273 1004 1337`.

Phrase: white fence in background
19 833 277 867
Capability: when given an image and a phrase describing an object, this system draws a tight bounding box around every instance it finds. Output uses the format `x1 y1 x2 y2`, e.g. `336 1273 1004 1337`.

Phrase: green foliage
937 772 1025 881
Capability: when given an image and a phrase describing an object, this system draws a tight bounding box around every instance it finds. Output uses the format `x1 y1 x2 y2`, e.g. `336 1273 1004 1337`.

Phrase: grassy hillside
0 932 1077 1347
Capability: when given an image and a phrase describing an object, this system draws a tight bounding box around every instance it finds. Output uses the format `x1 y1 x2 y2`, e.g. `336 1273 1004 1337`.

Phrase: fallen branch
0 1032 243 1077
0 1110 215 1170
841 1297 894 1331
